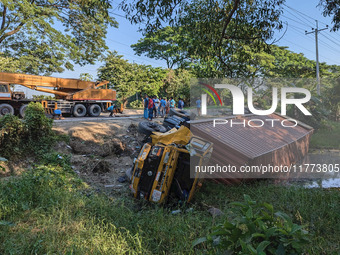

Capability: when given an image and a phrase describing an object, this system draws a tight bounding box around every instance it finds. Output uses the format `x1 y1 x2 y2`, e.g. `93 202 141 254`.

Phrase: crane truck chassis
0 72 120 118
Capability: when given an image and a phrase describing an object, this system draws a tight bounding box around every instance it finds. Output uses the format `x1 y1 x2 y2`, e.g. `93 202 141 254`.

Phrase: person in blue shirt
143 94 149 119
178 98 184 110
170 97 175 109
53 108 62 120
196 98 201 116
159 97 166 118
107 104 116 117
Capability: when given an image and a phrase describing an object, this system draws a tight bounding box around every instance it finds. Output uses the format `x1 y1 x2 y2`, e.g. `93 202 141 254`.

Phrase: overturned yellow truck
0 72 118 117
130 126 213 204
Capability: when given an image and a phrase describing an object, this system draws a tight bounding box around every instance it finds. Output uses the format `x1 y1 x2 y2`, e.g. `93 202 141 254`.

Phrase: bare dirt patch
53 118 145 194
0 158 33 178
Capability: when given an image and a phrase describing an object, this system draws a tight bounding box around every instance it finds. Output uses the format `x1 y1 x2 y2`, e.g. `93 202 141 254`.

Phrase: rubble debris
92 160 111 173
117 176 128 183
104 184 123 188
126 168 133 180
109 138 126 155
207 207 224 217
171 209 181 215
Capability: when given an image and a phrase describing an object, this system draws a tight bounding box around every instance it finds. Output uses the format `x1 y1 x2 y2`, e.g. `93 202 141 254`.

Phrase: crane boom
0 72 114 101
0 72 107 90
0 72 118 118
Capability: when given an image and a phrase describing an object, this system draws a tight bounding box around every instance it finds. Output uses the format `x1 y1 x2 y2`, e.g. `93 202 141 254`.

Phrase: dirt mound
53 119 144 194
109 138 126 155
54 120 144 157
92 160 111 173
53 141 72 155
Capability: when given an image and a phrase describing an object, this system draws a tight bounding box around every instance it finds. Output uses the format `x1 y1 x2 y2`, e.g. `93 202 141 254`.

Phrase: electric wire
283 7 314 27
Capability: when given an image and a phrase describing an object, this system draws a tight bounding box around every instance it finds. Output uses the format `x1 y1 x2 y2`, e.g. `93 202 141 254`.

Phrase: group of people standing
143 95 185 120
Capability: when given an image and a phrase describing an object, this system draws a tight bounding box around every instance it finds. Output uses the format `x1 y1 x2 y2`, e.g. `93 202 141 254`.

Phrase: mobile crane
0 72 118 117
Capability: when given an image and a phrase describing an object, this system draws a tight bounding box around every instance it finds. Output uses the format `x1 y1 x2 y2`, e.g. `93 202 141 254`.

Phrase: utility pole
305 21 328 96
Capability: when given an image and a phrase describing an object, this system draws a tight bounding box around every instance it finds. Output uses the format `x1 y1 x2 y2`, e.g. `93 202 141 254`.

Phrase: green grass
310 121 340 149
0 154 339 254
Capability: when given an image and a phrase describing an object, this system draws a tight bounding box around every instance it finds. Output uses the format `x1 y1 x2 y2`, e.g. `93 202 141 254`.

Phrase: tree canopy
131 26 187 69
0 0 117 74
122 0 284 77
319 0 340 31
97 51 167 106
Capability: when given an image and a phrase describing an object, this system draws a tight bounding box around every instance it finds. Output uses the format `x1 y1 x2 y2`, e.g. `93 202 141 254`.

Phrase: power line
318 39 340 55
322 31 340 45
281 37 340 65
320 32 340 48
281 14 313 28
106 38 164 66
317 34 340 53
283 4 328 26
283 7 314 27
305 33 340 64
288 23 309 31
289 26 308 37
281 38 315 54
289 27 340 56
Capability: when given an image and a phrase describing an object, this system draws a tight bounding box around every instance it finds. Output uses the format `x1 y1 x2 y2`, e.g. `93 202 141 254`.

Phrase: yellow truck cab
130 126 213 204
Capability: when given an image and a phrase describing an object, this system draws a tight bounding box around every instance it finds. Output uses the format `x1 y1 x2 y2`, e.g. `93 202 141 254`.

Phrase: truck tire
163 116 184 130
0 104 14 116
73 104 87 117
19 104 28 118
88 104 101 117
169 108 196 120
138 121 167 136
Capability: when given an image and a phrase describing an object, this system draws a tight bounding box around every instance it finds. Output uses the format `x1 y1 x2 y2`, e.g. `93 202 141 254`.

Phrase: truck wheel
138 121 167 136
0 104 14 116
88 104 101 117
19 104 28 118
73 104 87 117
169 108 196 120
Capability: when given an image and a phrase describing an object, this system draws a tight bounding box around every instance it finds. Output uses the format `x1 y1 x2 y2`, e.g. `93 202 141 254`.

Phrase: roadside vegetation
0 102 55 160
1 155 339 254
0 103 339 254
1 1 339 254
310 121 340 149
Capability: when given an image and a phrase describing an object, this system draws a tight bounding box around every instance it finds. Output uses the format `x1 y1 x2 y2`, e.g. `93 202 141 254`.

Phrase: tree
319 0 340 31
0 0 117 74
97 51 167 106
0 53 22 72
79 73 94 81
135 65 167 96
131 26 187 69
98 52 138 107
121 0 284 77
162 69 193 102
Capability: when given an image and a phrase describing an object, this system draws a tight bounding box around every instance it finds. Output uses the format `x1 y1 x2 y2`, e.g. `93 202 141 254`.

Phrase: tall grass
0 153 339 254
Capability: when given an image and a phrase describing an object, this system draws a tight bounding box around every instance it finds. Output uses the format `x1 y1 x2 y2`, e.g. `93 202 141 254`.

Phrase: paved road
53 113 166 122
53 113 143 122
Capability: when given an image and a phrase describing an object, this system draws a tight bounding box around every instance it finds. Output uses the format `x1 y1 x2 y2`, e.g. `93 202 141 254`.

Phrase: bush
24 102 53 144
0 102 54 158
0 114 25 158
129 99 144 108
194 195 311 254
